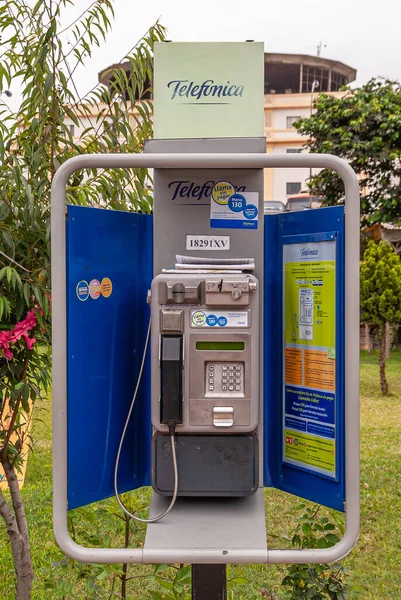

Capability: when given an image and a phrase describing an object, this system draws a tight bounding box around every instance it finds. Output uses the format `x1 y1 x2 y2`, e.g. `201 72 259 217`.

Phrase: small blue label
228 194 246 213
243 204 258 220
76 280 89 301
217 316 228 327
206 314 217 326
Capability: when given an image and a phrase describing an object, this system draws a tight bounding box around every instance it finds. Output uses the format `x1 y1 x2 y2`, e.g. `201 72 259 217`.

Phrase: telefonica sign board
153 42 264 139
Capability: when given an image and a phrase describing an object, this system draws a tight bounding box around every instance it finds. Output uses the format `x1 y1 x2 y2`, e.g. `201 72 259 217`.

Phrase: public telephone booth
51 42 359 577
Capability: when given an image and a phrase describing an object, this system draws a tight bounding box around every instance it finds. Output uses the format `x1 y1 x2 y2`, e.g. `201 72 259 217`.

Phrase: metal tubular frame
51 152 360 564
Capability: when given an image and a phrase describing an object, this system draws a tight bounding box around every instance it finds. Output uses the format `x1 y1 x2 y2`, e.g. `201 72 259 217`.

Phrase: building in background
263 53 356 204
64 51 357 205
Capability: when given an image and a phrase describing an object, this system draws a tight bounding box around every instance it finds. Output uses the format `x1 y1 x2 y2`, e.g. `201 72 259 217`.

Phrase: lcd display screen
196 341 245 351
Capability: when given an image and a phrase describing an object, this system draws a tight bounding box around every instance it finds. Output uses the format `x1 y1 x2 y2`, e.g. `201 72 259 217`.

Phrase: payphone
150 272 260 498
51 38 359 565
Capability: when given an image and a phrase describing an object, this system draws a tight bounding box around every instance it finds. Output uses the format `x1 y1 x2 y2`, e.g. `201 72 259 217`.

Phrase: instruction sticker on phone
210 181 259 230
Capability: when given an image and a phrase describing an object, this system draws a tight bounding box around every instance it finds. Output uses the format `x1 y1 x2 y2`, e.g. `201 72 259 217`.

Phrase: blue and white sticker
206 314 218 326
210 183 259 230
76 280 89 301
191 310 248 328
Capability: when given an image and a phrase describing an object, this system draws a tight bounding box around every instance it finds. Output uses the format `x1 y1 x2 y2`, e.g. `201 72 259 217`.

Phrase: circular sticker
217 316 228 327
206 314 217 327
89 279 101 299
212 181 235 205
228 193 246 213
76 280 89 302
192 311 206 326
243 204 258 220
101 277 113 298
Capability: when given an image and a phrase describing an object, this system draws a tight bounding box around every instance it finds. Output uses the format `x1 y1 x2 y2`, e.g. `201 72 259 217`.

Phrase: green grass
0 351 400 599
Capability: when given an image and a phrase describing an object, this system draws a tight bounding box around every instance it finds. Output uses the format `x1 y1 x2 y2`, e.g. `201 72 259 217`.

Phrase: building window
301 66 329 92
286 148 302 153
69 124 75 136
331 71 347 91
286 182 302 195
286 116 301 129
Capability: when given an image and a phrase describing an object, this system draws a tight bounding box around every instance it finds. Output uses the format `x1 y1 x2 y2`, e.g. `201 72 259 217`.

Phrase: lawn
0 350 400 599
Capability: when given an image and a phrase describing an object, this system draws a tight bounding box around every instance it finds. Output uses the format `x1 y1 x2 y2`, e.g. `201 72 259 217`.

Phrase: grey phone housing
150 272 259 434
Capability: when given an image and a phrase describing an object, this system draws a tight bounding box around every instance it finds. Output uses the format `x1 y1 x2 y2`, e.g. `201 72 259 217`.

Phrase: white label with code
186 235 230 251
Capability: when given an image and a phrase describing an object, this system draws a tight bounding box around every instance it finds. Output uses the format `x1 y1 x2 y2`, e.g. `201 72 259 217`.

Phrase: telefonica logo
300 248 319 257
167 80 245 101
168 180 246 202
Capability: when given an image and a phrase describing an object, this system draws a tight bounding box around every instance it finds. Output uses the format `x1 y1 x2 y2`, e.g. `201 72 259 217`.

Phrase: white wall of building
272 107 309 131
272 145 310 202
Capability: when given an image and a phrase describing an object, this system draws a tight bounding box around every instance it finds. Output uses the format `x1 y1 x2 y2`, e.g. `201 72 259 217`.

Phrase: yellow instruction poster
282 240 337 478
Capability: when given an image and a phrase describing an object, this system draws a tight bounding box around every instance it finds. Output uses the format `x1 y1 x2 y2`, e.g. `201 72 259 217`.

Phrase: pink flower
0 330 12 345
0 330 13 359
25 336 36 351
0 307 41 360
2 347 14 359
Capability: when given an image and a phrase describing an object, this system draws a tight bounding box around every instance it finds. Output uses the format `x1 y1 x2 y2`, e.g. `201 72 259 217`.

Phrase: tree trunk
378 324 389 394
365 323 372 354
385 322 392 359
0 458 34 599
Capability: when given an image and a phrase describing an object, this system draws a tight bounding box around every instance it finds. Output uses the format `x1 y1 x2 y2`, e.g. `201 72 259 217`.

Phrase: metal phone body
150 272 259 434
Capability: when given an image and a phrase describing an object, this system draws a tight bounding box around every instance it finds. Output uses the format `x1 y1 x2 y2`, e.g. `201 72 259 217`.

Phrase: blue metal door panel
264 207 345 511
66 206 153 510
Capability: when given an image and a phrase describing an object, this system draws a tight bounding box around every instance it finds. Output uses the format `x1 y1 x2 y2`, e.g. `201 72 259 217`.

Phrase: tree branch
0 486 19 538
2 457 30 544
0 360 29 461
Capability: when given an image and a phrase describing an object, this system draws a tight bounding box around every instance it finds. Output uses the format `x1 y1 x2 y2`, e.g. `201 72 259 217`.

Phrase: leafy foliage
360 240 401 327
295 78 401 225
281 505 348 599
0 1 165 597
360 240 401 393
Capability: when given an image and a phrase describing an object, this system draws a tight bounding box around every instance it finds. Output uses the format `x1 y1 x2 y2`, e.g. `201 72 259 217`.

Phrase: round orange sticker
101 277 113 298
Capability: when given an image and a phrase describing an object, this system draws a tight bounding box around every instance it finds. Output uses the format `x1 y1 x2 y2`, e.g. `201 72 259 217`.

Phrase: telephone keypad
205 362 244 397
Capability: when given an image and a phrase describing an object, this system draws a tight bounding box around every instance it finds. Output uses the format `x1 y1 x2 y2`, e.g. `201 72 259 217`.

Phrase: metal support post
192 564 227 600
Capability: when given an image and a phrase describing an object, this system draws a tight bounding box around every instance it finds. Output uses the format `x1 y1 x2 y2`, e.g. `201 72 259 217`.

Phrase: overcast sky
5 0 401 110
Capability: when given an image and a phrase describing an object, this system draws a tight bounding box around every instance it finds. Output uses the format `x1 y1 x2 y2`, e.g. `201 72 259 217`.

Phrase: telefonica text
167 80 245 101
169 180 246 202
300 248 319 257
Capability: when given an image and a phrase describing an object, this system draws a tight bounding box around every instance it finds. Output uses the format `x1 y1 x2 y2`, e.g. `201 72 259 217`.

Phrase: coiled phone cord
113 318 179 523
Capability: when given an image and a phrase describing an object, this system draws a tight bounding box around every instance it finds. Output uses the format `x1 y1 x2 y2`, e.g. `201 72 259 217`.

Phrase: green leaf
2 230 14 251
174 565 191 585
44 73 53 97
325 533 340 546
154 563 169 574
21 383 30 412
0 201 10 220
302 523 312 536
23 282 31 306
